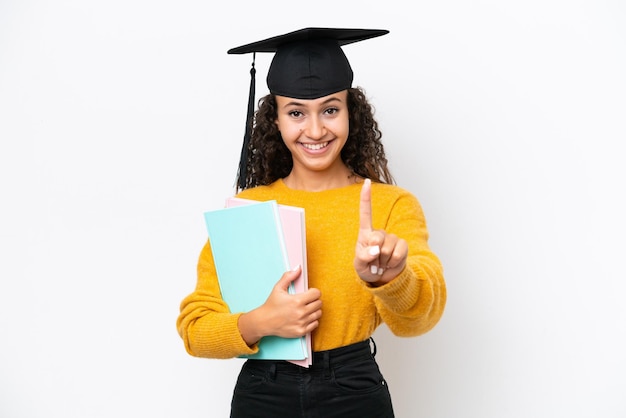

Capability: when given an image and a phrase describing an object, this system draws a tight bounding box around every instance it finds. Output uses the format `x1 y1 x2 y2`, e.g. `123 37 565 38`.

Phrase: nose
303 115 326 140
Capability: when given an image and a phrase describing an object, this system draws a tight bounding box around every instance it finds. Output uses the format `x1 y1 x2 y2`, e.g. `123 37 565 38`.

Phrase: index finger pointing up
359 178 373 233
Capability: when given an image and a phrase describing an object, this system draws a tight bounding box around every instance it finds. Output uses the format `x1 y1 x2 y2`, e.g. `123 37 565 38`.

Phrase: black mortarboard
227 27 389 189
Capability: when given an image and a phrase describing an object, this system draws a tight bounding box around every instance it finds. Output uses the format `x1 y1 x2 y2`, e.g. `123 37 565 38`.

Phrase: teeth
302 142 328 150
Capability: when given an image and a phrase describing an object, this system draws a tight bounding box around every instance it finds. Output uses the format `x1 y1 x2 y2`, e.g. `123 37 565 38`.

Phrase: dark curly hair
236 87 394 190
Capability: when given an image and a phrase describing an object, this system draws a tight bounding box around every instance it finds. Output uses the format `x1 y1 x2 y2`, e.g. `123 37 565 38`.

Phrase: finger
380 238 408 275
376 234 398 272
304 298 323 317
388 239 408 270
298 288 322 305
359 178 373 233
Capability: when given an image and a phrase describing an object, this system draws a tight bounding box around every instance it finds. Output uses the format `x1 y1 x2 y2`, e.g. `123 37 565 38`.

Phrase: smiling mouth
301 141 330 150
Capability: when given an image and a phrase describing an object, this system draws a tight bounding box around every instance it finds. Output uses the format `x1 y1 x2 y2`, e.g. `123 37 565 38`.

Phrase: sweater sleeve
176 240 259 359
364 191 447 337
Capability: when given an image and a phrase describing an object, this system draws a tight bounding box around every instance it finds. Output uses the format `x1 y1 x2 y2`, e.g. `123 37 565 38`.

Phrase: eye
288 110 303 118
324 107 339 115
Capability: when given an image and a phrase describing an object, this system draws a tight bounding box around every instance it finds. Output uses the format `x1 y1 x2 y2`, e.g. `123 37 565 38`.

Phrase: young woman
177 28 446 417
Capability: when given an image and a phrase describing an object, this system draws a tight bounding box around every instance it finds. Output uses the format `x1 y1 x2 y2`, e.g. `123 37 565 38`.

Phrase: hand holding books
239 265 322 344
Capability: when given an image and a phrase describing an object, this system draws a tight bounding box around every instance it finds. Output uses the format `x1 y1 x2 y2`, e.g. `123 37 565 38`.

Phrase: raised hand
354 179 408 285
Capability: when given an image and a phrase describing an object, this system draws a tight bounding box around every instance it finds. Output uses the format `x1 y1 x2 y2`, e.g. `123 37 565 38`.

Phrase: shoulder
370 182 426 217
235 181 282 200
370 182 418 202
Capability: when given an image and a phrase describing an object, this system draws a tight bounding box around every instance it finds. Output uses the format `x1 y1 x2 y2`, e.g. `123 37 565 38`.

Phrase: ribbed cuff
365 267 420 313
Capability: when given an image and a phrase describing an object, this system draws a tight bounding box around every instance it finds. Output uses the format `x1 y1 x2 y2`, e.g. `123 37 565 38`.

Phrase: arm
177 242 323 358
176 241 258 359
354 181 447 337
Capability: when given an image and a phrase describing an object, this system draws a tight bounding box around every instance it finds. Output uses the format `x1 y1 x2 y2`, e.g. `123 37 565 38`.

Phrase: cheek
330 116 350 138
276 122 300 142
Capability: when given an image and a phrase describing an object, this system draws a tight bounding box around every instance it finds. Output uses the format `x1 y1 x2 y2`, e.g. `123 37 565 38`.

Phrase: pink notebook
225 197 312 367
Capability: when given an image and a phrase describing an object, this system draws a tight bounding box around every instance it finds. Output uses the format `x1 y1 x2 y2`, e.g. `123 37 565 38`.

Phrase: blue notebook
226 197 311 367
203 200 307 361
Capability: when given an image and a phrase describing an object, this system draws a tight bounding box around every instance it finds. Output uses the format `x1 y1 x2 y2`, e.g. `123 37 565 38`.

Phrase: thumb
276 265 302 291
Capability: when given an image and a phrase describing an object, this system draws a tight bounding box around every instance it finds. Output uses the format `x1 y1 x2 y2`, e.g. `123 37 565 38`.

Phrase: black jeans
230 338 394 418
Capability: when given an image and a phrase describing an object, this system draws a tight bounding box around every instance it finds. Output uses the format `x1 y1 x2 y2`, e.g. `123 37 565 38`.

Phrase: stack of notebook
203 197 311 367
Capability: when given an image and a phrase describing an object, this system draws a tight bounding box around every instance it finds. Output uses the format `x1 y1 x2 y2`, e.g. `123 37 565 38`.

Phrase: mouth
300 141 330 151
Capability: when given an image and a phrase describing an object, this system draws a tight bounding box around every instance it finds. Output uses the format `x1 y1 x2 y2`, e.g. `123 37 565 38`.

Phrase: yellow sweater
177 179 446 358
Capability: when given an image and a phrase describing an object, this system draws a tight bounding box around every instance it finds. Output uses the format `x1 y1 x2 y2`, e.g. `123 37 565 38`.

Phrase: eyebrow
281 96 344 108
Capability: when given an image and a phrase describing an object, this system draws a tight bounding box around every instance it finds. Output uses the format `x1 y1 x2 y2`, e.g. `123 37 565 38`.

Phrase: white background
1 1 625 417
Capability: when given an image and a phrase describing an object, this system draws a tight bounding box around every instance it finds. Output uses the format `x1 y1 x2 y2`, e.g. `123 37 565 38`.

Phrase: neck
283 166 358 192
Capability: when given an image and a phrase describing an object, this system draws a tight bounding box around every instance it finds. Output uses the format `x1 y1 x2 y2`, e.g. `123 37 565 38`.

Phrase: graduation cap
228 27 390 189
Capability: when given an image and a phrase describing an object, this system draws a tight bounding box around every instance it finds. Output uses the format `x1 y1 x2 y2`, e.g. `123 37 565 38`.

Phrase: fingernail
377 268 384 275
370 265 378 275
368 245 380 256
292 264 301 271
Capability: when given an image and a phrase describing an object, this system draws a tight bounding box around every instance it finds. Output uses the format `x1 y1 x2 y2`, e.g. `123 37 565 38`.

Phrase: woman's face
275 90 350 177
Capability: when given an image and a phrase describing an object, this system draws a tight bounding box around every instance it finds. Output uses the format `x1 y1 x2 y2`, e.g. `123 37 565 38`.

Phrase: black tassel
237 53 256 190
